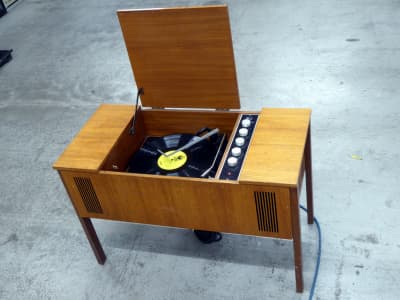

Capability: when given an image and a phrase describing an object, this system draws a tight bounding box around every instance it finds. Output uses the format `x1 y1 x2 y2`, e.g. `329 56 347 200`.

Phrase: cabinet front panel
60 171 293 239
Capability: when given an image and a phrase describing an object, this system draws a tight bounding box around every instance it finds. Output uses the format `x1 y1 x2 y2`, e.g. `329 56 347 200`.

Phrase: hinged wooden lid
117 5 240 109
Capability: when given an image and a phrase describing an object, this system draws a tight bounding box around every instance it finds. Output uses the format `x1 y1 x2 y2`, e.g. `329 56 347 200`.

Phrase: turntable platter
127 130 226 178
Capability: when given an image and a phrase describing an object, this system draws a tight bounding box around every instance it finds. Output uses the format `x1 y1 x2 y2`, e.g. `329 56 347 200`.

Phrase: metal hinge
130 87 144 135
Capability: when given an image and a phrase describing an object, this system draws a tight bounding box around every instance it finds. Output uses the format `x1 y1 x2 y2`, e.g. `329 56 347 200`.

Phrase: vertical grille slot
254 191 279 232
73 177 103 214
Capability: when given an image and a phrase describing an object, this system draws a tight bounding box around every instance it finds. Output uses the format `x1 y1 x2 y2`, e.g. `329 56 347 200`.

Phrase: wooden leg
305 124 314 225
290 188 303 293
58 172 107 265
79 217 106 265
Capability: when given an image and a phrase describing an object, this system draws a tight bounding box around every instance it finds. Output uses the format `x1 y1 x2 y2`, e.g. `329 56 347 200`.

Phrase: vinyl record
127 131 226 178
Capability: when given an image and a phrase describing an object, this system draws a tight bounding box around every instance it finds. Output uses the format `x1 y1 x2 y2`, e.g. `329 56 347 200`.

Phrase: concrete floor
1 0 400 299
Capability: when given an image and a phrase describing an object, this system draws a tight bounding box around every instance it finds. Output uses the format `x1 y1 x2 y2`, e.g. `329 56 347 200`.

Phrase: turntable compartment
101 108 239 173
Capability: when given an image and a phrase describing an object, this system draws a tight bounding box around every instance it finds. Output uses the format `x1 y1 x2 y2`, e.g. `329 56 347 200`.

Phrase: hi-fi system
54 5 314 293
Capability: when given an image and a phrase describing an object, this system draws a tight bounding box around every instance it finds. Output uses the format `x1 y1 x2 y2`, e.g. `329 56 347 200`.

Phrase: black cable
299 205 321 300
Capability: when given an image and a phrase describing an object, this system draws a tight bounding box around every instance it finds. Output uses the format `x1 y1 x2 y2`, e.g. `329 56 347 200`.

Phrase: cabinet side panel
60 171 109 218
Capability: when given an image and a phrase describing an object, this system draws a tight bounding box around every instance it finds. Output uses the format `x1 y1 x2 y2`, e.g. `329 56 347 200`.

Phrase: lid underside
118 5 240 109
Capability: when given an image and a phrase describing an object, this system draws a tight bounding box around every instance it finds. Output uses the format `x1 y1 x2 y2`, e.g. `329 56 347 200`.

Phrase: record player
53 5 314 293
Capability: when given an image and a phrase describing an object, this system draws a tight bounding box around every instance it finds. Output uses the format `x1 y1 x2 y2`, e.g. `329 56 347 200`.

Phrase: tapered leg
305 124 314 225
290 188 303 293
79 217 106 265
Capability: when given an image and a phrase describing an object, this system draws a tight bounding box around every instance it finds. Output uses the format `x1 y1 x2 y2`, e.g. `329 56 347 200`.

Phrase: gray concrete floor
1 0 399 299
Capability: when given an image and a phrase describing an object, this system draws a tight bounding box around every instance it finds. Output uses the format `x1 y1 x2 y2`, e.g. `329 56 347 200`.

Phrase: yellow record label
157 150 187 171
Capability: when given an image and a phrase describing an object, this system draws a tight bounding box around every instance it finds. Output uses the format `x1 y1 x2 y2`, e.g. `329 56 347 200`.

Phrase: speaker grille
73 177 103 214
254 191 279 232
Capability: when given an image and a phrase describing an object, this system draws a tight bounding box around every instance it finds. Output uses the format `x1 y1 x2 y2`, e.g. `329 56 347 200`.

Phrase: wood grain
53 104 240 172
240 108 311 186
101 108 240 171
117 5 240 109
58 171 106 264
141 109 239 136
101 108 146 172
53 104 134 172
60 170 293 239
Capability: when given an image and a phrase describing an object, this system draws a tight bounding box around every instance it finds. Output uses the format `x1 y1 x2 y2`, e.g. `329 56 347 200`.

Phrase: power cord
299 205 321 300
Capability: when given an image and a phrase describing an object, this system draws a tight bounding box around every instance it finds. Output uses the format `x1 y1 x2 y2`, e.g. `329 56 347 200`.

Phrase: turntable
53 5 313 293
127 128 227 178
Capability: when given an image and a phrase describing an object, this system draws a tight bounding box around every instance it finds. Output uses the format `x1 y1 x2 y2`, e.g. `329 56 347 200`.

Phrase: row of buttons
219 114 258 180
226 118 252 167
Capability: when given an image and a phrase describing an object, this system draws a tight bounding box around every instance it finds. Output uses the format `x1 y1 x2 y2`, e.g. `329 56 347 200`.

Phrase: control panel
219 114 258 180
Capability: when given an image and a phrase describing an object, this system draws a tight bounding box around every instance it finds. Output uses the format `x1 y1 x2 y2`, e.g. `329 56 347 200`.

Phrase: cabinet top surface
53 104 134 172
117 5 240 109
239 108 311 186
54 105 311 187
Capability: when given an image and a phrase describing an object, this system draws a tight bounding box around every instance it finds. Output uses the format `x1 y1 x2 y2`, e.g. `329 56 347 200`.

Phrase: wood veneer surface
53 104 134 172
117 5 240 109
240 108 311 187
53 104 241 172
61 170 293 239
